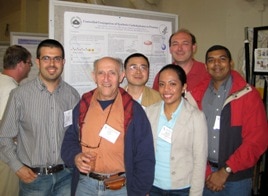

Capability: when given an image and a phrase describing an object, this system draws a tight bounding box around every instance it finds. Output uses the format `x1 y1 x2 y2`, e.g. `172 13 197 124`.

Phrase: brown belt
80 172 125 181
27 164 66 175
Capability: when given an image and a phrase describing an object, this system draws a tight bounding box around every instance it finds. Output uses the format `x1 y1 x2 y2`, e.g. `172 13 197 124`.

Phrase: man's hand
16 166 37 183
205 167 229 192
74 152 93 174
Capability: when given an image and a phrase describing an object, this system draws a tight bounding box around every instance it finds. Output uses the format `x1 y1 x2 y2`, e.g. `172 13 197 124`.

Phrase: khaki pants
0 160 19 196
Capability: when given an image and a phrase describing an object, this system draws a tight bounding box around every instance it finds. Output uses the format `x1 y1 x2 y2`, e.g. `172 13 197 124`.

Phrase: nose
163 84 170 92
49 59 55 66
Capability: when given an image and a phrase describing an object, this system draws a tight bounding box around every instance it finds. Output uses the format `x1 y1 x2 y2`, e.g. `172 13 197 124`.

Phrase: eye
97 71 105 75
140 65 148 71
220 56 228 62
54 56 63 62
207 58 214 63
41 56 50 61
171 42 178 46
108 70 117 75
159 82 164 87
182 41 190 46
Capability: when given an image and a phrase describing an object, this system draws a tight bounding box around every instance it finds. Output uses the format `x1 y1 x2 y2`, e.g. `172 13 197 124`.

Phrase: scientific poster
64 11 172 95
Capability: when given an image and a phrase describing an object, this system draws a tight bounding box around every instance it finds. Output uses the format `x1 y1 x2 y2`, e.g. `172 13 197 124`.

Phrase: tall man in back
153 28 208 92
0 39 80 195
0 45 32 196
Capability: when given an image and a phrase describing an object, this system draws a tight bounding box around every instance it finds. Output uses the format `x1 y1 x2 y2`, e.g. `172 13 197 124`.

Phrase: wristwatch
224 165 232 174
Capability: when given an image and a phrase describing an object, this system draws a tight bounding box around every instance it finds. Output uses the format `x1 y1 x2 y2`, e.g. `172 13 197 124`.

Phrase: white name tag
99 124 120 144
64 110 73 127
158 126 172 143
213 115 220 130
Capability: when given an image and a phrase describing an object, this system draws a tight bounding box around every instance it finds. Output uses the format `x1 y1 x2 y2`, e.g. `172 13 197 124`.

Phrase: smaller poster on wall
254 48 268 73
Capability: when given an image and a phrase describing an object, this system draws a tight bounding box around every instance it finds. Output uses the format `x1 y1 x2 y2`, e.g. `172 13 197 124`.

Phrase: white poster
0 42 9 72
64 12 172 95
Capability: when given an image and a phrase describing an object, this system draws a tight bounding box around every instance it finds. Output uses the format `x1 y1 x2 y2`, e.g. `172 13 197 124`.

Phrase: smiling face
124 56 149 87
206 49 232 87
158 68 186 107
92 57 125 101
169 32 196 65
35 46 64 84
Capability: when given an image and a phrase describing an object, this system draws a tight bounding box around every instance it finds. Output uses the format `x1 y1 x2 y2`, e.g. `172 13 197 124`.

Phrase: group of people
0 28 267 196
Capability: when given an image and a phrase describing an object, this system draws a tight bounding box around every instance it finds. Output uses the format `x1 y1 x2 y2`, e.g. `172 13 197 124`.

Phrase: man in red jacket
190 45 268 195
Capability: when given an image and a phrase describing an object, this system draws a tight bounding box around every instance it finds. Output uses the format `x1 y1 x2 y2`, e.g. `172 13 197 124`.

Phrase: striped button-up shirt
0 76 80 172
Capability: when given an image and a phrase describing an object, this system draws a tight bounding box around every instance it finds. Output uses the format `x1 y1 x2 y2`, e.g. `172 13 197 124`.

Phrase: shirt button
218 95 220 98
213 150 216 153
171 171 176 175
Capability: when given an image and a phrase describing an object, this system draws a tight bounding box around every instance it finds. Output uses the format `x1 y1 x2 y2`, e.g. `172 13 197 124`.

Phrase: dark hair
36 39 65 59
169 28 196 47
205 45 232 63
123 53 150 69
159 64 187 85
3 45 31 69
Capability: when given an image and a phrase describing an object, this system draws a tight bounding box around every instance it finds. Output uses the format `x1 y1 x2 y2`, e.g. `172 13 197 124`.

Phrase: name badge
158 126 172 143
213 115 220 130
64 110 72 127
99 124 120 144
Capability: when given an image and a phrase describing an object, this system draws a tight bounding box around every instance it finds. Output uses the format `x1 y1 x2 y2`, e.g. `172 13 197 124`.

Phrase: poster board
49 0 178 95
10 32 48 84
0 41 9 72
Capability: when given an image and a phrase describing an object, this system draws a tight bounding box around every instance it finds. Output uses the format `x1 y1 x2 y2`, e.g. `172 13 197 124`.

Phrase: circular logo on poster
71 16 82 28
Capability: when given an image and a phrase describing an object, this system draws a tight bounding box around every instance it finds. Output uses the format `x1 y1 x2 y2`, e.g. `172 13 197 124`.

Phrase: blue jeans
203 178 252 196
76 174 127 196
19 168 72 196
150 185 190 196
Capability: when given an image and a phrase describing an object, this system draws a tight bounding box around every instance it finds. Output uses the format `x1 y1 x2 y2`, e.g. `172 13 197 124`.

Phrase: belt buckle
45 165 53 175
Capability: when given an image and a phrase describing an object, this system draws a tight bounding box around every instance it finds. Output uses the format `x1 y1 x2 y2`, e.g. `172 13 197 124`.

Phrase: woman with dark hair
146 64 208 195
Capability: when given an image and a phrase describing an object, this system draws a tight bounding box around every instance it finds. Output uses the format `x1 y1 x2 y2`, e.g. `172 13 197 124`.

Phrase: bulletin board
49 0 178 95
0 41 9 72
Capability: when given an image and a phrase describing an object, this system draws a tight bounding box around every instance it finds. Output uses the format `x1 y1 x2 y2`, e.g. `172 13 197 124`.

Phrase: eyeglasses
40 56 63 64
25 61 33 67
80 138 102 149
128 64 149 72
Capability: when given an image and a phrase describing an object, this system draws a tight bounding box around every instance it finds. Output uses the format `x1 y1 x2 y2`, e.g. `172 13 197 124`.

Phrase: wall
0 0 48 42
157 0 268 73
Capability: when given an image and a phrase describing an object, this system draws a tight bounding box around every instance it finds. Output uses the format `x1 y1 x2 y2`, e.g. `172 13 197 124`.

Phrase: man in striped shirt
0 39 80 195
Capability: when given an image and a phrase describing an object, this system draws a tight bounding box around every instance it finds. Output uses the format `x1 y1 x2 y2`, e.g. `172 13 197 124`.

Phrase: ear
230 60 234 69
182 83 187 93
192 44 197 54
35 58 40 69
17 61 24 70
119 71 125 83
62 59 65 66
91 71 96 83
